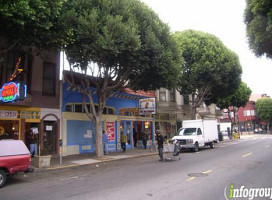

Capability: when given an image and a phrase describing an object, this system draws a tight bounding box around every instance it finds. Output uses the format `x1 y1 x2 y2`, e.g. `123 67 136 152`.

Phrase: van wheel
193 143 199 152
0 170 7 188
210 142 215 149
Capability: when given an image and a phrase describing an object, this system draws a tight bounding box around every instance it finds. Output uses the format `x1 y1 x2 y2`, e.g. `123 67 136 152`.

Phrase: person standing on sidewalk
156 130 164 161
121 131 127 152
102 130 108 155
142 132 148 149
29 130 38 157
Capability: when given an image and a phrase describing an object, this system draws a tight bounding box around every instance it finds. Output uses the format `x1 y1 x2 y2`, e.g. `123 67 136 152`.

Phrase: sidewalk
34 148 157 171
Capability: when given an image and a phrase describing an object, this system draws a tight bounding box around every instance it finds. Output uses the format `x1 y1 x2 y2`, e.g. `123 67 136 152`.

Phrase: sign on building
106 122 115 142
0 82 27 103
139 98 156 115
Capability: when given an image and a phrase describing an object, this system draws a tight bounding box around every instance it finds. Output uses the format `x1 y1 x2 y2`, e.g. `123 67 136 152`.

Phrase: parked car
0 140 34 188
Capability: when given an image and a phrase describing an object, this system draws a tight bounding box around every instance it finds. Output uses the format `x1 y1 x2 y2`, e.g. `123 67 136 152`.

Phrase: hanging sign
0 82 27 103
139 98 156 115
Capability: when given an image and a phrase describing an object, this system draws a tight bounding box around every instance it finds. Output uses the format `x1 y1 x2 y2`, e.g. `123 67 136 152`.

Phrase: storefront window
74 104 83 112
65 104 73 112
0 120 19 140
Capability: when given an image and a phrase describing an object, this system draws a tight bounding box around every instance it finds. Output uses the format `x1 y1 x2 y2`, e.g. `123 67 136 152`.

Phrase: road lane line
242 153 253 158
265 145 270 148
202 170 213 174
186 177 196 181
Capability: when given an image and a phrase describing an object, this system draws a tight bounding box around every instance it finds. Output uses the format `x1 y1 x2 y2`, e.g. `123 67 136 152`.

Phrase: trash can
218 132 224 141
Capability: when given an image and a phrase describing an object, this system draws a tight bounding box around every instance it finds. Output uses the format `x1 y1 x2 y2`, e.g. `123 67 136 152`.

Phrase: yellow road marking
186 177 196 181
242 153 253 158
265 145 270 148
202 170 213 174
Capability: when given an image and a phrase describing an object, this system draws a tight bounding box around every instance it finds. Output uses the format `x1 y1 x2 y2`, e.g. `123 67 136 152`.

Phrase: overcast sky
141 0 272 96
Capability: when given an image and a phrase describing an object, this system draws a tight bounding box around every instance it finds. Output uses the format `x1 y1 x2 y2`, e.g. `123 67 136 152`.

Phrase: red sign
106 122 115 142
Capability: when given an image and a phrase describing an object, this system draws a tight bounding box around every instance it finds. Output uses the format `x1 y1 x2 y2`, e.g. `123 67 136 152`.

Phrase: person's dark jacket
156 135 164 148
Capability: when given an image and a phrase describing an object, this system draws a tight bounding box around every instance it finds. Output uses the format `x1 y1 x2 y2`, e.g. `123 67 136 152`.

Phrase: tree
244 0 272 58
174 30 242 119
61 0 182 157
255 98 272 132
216 82 252 135
0 0 67 55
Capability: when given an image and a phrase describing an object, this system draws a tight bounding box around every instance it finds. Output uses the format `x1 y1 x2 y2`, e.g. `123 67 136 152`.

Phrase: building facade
61 83 156 155
155 88 221 138
0 49 61 156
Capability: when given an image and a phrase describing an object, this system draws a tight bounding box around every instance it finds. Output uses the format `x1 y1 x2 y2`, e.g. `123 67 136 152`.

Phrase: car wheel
193 143 199 152
210 142 215 149
0 169 7 188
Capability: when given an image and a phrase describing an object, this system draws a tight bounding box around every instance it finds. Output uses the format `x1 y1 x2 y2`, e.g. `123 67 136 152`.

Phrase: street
1 134 272 200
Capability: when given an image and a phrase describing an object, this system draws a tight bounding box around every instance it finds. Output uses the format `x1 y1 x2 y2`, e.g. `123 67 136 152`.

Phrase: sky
140 0 272 96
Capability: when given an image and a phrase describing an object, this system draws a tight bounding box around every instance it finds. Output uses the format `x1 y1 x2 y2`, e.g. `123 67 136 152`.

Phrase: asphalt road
1 134 272 200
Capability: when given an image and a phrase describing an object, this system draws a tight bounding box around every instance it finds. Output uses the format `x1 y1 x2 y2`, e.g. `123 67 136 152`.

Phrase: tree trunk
94 115 103 158
228 110 233 139
191 107 196 120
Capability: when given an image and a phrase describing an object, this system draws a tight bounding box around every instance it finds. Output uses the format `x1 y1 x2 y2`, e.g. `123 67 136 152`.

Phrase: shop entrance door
43 121 57 154
120 121 132 149
25 123 39 151
125 121 132 149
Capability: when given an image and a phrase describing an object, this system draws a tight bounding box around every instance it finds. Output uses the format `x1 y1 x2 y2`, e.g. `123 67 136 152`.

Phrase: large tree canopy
61 0 182 157
244 0 272 58
0 0 66 53
174 30 242 119
62 0 181 91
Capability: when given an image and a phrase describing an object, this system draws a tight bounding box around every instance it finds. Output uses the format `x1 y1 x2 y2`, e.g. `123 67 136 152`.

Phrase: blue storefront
61 83 155 155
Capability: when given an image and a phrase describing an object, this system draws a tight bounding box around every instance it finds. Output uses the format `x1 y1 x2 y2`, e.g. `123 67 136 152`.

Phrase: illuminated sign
0 82 27 103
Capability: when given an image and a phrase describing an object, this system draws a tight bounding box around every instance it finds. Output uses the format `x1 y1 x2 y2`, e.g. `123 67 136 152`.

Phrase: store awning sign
0 82 27 103
0 110 18 119
139 98 156 115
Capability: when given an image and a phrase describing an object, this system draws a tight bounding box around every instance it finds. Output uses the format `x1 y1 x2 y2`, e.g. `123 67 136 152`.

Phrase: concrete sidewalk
34 148 157 171
33 134 261 171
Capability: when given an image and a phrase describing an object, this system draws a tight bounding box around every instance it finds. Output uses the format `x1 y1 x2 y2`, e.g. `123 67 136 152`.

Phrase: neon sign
0 82 27 103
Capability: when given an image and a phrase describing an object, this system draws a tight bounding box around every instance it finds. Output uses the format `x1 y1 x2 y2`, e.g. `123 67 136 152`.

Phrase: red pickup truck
0 140 34 188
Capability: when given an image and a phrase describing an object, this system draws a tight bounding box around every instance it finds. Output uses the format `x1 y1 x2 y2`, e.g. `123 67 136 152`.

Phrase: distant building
237 94 270 133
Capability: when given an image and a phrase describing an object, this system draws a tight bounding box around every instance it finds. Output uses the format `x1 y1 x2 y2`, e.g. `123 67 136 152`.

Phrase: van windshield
178 128 197 136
